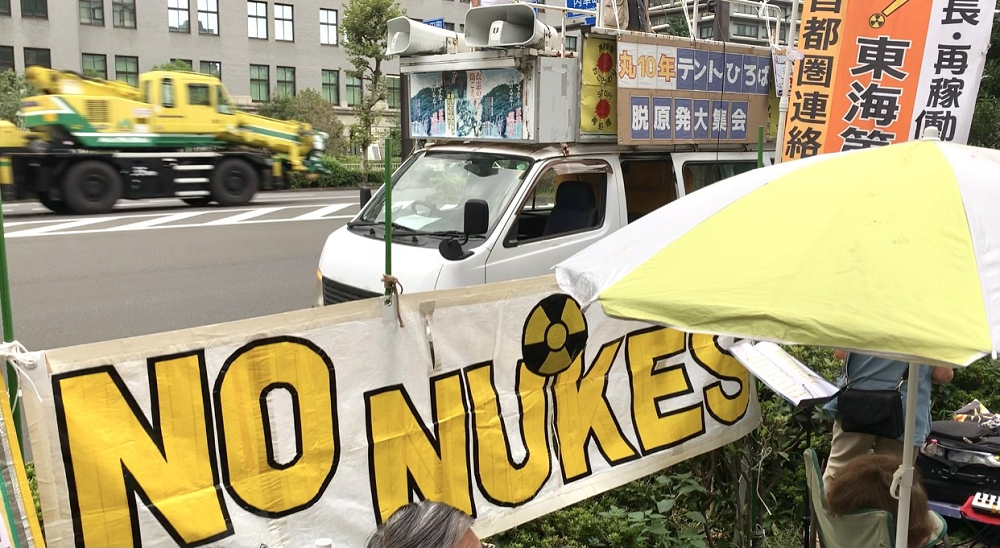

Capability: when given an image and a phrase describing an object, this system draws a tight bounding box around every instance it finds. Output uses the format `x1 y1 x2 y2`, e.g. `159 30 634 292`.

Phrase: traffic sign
424 17 445 28
566 0 596 25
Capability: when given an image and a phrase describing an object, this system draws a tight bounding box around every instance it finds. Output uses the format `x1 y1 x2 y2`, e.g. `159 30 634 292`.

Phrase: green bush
289 156 385 189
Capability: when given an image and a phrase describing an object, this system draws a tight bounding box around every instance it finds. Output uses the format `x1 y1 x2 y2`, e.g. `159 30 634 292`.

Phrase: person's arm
834 349 847 361
931 366 954 384
470 0 480 7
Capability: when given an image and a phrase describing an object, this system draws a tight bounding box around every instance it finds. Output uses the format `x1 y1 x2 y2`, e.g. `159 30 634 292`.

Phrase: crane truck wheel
210 159 258 207
62 161 123 215
37 192 72 214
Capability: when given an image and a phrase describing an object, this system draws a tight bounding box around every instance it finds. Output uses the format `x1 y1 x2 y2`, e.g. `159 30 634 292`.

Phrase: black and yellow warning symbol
869 0 910 28
521 294 588 376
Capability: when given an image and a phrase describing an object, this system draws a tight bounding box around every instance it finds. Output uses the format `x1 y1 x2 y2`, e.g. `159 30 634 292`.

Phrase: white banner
908 0 997 143
25 276 760 548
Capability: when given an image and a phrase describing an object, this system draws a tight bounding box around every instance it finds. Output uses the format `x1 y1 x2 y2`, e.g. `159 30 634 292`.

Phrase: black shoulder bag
837 355 907 439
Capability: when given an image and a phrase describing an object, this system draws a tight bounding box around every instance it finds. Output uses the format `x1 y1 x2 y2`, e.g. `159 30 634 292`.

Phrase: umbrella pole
892 361 921 548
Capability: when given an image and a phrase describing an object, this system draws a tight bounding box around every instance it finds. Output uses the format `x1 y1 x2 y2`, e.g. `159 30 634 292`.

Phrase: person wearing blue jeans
822 351 953 493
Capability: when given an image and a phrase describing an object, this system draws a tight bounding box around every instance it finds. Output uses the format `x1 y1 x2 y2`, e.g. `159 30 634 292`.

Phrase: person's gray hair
366 500 476 548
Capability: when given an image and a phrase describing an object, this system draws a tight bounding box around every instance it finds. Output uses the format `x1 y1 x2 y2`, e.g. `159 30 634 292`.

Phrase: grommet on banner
382 274 405 327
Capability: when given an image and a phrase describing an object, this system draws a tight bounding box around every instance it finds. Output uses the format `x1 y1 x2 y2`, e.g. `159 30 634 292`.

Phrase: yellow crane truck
0 67 328 214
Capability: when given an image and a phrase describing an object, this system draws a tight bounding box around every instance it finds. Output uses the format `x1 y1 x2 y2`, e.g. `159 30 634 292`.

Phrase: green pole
0 190 20 454
384 137 393 298
757 126 765 169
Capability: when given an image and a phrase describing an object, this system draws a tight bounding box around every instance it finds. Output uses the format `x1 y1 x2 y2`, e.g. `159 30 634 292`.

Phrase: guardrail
340 161 403 172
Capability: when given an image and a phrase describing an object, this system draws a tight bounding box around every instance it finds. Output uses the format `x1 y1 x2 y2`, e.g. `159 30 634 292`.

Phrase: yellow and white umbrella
555 133 1000 548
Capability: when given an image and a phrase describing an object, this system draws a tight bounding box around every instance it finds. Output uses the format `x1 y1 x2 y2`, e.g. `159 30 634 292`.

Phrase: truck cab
140 71 236 136
316 5 775 305
317 143 764 305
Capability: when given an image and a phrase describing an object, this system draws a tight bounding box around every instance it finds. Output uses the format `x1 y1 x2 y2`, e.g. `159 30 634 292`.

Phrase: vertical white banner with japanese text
908 0 995 144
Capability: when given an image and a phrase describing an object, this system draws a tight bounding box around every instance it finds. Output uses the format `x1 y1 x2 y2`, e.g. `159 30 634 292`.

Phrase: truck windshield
358 151 532 234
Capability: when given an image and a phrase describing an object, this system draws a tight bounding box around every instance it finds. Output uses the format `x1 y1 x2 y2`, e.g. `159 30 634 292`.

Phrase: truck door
485 158 620 284
152 78 223 135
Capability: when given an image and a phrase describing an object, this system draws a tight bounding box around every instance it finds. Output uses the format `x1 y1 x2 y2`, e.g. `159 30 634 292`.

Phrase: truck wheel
210 159 258 207
62 161 123 215
38 192 72 214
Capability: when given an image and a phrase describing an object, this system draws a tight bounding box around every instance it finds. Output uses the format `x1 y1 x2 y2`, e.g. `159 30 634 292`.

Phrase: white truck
317 5 776 305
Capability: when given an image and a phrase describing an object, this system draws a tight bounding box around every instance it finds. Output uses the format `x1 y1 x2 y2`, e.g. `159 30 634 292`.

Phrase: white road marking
105 211 210 231
18 214 357 237
292 203 352 220
8 218 121 237
204 207 282 225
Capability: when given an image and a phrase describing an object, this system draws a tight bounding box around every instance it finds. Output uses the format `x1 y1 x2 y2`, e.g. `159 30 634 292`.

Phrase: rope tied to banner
381 274 405 327
0 341 43 416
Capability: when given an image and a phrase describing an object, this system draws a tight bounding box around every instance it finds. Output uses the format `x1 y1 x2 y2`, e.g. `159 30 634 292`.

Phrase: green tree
0 70 33 125
150 60 193 72
342 0 403 172
663 15 691 38
257 88 349 154
968 14 1000 149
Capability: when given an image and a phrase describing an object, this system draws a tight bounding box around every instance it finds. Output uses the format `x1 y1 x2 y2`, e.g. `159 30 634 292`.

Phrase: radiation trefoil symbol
521 294 589 376
869 0 910 28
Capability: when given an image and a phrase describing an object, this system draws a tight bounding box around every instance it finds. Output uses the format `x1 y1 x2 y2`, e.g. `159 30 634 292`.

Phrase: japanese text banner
782 0 995 161
24 276 761 548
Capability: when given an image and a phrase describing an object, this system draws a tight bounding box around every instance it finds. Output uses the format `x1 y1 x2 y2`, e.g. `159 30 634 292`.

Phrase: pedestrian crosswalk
3 202 357 238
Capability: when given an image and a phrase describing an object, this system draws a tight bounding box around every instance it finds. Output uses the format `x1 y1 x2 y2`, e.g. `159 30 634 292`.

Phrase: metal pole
773 0 798 164
0 190 20 453
893 362 921 548
383 137 393 297
757 125 764 168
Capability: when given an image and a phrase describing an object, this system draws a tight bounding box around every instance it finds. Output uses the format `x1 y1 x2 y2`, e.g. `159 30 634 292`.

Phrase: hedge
289 157 388 189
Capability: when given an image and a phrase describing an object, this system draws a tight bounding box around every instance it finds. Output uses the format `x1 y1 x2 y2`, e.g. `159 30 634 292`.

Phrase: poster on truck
409 69 526 140
24 277 761 548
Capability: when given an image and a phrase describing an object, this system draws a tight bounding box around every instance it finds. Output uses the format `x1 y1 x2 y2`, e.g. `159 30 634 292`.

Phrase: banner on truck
781 0 996 161
616 35 773 145
409 69 526 140
25 277 761 548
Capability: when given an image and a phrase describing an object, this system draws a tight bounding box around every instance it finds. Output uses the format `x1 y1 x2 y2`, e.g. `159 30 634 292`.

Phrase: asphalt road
2 189 361 351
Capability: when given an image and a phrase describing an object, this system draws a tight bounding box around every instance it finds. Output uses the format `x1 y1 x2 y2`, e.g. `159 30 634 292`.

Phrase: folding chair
804 449 949 548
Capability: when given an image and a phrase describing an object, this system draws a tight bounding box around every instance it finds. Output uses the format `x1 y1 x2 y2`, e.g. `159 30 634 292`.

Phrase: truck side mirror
464 199 489 236
360 187 372 209
439 200 490 261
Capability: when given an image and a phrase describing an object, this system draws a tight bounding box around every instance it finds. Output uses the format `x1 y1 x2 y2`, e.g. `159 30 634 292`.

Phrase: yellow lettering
690 334 750 425
553 340 638 482
626 327 704 454
465 362 551 506
215 338 338 516
53 353 230 547
366 371 473 523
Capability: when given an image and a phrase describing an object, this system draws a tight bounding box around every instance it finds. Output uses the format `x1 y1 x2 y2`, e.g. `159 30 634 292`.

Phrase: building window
200 60 221 79
171 58 193 70
321 69 339 104
733 3 756 14
24 47 50 68
115 55 138 86
0 47 13 73
276 66 295 97
444 22 454 31
197 0 218 34
346 75 363 107
274 3 293 41
250 64 269 102
698 25 713 39
79 0 103 25
248 1 267 39
21 0 46 17
168 0 189 32
733 23 758 38
112 0 135 27
82 53 107 79
319 8 337 45
0 0 9 15
386 76 400 109
566 36 578 52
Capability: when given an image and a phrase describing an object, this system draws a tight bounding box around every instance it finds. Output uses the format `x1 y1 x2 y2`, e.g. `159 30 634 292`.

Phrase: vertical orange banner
780 0 847 161
825 0 933 151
